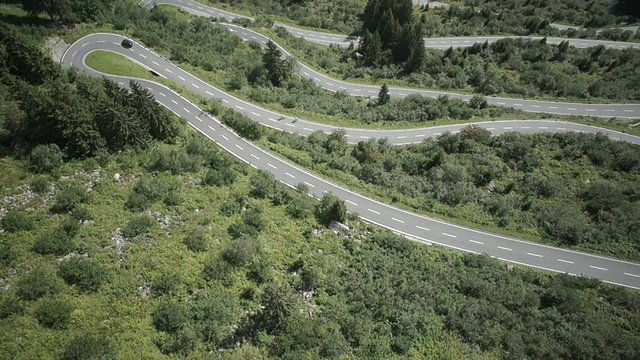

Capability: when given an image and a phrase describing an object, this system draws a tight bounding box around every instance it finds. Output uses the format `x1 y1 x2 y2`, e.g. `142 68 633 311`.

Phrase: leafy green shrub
16 267 63 301
183 229 208 252
29 176 50 194
0 294 24 319
32 227 75 256
62 334 116 360
147 146 201 175
0 244 16 267
202 167 236 187
152 302 189 334
125 174 178 211
34 297 74 329
220 109 264 141
315 193 347 226
223 235 261 267
71 206 93 221
58 258 108 293
152 272 181 298
50 185 89 213
29 144 64 173
121 214 155 239
1 209 33 232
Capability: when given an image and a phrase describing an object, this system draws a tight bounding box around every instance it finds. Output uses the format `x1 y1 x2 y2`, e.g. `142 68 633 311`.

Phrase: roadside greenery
1 3 640 359
257 125 640 261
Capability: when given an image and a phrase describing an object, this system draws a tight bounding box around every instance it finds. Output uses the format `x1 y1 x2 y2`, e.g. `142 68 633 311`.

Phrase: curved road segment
62 33 640 289
141 0 640 119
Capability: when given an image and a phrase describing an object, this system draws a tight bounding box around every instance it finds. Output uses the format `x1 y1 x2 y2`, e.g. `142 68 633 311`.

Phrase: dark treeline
264 126 640 260
0 23 180 160
273 27 640 101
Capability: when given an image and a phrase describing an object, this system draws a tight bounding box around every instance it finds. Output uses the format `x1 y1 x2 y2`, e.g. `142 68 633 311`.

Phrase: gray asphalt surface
62 32 640 289
141 0 640 119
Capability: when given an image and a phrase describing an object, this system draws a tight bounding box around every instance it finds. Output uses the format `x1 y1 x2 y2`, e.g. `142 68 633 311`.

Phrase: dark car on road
121 39 133 49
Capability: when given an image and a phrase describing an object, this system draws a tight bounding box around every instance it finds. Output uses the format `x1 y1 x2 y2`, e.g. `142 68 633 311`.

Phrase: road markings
285 172 295 178
442 233 456 238
504 127 513 130
397 136 407 139
539 126 548 129
251 112 260 116
139 54 146 59
486 127 495 130
557 259 574 264
567 107 577 111
521 126 530 129
251 154 260 160
549 106 558 109
207 125 215 131
159 92 166 97
268 163 277 169
304 128 313 131
469 239 484 245
236 144 244 150
82 42 89 47
235 105 244 110
416 225 430 231
206 91 214 96
530 105 540 108
178 76 186 81
221 134 229 141
183 108 190 113
605 109 615 112
514 103 522 106
527 252 543 258
222 99 228 103
624 272 640 278
590 265 608 271
165 68 172 73
586 109 595 112
416 134 425 137
152 61 159 66
171 99 178 104
192 83 200 89
97 40 105 43
345 199 358 206
496 102 505 105
196 116 202 122
285 123 295 127
497 246 513 251
72 51 77 57
368 208 380 215
624 110 634 113
557 127 566 130
304 181 315 188
360 136 370 139
392 217 404 224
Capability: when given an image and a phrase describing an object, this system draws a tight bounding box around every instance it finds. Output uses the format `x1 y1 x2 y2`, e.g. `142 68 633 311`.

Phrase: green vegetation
256 125 640 260
1 2 640 359
85 50 157 80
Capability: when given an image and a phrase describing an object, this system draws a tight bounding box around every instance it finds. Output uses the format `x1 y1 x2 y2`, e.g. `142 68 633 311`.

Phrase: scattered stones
328 220 350 236
56 252 89 262
113 173 121 182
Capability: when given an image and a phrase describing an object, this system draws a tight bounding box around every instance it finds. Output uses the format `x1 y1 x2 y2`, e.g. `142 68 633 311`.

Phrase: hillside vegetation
1 2 640 359
253 123 640 261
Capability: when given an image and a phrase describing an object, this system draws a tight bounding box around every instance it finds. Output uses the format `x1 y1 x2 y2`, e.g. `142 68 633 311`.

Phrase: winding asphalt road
62 32 640 289
140 0 640 119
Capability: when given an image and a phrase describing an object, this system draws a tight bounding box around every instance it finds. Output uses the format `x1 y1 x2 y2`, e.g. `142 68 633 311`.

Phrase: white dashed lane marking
235 144 243 150
469 240 484 245
178 76 186 81
345 199 357 206
527 252 543 258
251 154 259 160
183 108 190 114
165 68 172 73
497 246 513 251
558 259 574 264
416 225 430 231
267 163 277 169
221 134 229 141
392 218 404 224
304 181 315 188
159 92 166 97
368 208 380 215
590 265 608 271
285 172 295 178
235 105 244 110
442 233 456 238
625 273 640 278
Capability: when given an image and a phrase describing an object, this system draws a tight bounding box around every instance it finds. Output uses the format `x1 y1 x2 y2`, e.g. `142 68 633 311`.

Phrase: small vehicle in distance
121 39 134 49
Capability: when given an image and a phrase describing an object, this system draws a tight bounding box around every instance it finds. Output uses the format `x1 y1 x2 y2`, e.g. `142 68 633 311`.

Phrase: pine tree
404 21 426 73
262 40 288 87
359 30 383 66
378 83 390 105
129 81 179 142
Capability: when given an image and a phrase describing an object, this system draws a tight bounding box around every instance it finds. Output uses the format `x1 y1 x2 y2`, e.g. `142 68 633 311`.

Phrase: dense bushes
266 126 640 260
